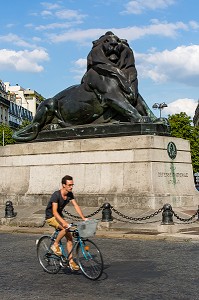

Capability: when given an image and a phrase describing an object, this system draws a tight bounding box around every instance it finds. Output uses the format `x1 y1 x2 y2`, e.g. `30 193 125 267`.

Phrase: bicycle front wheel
76 239 103 280
37 235 61 274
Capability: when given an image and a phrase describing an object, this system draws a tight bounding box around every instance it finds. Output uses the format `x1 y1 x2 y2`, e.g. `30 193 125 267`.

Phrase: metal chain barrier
111 205 199 224
64 205 104 220
172 209 199 223
111 215 161 224
110 206 163 222
63 203 199 225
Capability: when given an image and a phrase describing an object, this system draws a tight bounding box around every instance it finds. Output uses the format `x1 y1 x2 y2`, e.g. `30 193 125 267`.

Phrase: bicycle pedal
60 261 66 268
60 257 68 268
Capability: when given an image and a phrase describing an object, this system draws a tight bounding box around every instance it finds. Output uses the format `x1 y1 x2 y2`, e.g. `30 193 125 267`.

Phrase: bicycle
36 219 103 280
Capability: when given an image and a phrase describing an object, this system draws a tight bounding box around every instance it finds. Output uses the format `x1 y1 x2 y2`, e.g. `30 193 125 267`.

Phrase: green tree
168 112 199 173
19 119 31 129
0 124 15 146
190 126 199 173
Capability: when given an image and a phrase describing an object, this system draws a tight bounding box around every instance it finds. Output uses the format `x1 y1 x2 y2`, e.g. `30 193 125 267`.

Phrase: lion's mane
82 31 138 98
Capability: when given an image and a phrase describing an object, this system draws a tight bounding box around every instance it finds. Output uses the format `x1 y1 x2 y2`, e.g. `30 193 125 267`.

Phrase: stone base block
0 135 198 209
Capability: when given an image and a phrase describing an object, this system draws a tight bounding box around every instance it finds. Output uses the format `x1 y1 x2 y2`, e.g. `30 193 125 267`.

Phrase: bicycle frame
78 238 92 260
52 228 90 262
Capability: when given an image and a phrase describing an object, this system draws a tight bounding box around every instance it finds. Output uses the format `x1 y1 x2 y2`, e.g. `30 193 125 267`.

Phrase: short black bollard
5 201 17 218
102 203 113 222
161 203 174 225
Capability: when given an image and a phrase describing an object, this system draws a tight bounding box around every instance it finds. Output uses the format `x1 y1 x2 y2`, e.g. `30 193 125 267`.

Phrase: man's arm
52 202 70 228
71 199 87 220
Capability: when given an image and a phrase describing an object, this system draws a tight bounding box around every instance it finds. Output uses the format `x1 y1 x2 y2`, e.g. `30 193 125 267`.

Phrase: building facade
9 100 33 129
0 80 33 129
0 80 9 126
5 82 44 117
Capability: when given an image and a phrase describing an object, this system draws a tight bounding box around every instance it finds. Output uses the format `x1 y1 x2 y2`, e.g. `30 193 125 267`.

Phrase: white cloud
122 0 175 14
41 10 53 17
116 21 188 40
55 9 86 21
31 5 86 30
40 2 61 10
32 36 42 42
189 21 199 30
35 22 79 31
72 58 87 80
33 3 86 23
6 23 15 28
0 49 49 72
163 98 198 118
0 33 37 48
74 58 87 69
136 45 199 86
48 21 189 43
48 28 105 43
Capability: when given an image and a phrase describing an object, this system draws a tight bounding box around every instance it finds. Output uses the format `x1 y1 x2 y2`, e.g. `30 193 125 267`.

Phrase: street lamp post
152 102 168 118
2 129 4 146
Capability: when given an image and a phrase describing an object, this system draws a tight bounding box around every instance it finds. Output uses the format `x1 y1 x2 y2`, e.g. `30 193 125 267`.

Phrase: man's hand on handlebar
62 221 70 229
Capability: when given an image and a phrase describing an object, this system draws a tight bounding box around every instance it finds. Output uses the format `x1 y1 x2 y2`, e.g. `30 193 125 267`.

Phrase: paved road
0 233 199 300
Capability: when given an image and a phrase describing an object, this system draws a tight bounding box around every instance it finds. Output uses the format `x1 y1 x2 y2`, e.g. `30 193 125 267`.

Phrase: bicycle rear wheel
76 239 103 280
37 235 61 274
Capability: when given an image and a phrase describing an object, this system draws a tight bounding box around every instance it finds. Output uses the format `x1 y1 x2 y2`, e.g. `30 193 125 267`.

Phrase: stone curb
1 225 199 243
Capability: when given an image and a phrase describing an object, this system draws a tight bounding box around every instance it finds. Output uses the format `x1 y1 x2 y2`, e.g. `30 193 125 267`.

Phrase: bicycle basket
77 219 98 238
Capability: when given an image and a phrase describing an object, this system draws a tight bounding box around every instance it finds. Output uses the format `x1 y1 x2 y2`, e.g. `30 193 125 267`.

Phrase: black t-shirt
45 190 74 219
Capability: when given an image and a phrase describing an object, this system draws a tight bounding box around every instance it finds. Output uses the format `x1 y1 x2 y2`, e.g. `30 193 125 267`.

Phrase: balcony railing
0 95 10 107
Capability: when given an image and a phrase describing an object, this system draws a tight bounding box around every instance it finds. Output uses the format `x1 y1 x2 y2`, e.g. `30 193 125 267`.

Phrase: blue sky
0 0 199 118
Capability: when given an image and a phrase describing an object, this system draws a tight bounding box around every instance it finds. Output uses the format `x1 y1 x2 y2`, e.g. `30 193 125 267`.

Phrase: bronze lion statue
13 31 157 142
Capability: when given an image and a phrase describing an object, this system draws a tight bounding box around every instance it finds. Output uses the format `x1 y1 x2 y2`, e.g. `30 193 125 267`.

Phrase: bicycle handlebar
65 223 77 231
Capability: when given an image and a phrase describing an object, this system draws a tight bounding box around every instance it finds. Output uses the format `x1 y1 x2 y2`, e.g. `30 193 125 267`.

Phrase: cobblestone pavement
1 232 199 300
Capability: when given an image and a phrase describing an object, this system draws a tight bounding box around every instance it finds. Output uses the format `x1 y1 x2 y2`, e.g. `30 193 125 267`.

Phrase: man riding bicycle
45 175 87 271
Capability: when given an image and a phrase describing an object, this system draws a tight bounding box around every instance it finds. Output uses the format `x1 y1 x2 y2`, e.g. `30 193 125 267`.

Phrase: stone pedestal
0 135 198 208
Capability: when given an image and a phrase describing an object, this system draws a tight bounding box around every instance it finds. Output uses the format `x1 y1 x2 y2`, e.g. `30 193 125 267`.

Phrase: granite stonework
0 135 198 209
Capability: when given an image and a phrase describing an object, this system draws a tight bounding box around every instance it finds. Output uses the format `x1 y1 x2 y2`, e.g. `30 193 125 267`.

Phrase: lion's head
99 32 125 64
82 32 138 98
89 32 124 65
87 31 135 71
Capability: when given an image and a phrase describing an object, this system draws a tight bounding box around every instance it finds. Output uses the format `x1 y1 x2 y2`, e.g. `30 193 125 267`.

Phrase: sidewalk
1 204 199 242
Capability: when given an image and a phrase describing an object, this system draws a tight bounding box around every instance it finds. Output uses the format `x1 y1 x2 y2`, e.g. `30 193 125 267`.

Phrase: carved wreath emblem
167 142 177 160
